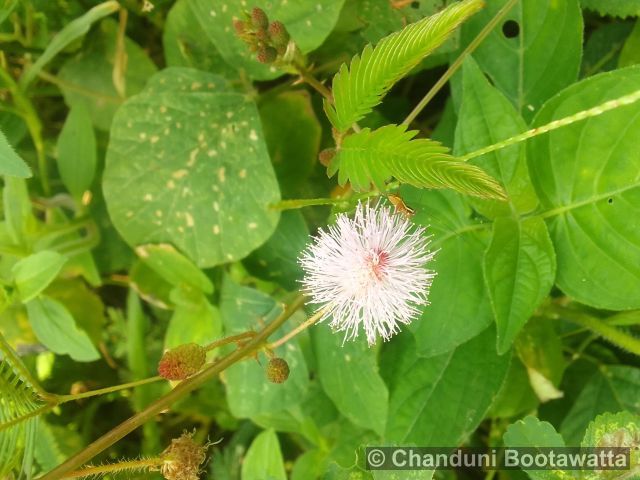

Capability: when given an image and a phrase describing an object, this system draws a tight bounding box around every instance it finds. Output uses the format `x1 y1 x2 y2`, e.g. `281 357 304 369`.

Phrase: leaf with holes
461 0 583 122
189 0 346 80
330 124 506 199
103 68 280 267
528 66 640 309
326 0 484 131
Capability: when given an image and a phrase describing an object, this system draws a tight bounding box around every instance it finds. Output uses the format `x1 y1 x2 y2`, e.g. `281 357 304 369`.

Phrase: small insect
387 193 415 218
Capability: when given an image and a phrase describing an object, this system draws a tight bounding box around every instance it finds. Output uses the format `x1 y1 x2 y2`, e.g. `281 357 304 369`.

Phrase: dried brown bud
318 148 336 167
268 21 290 48
266 357 290 384
160 432 207 480
158 343 206 381
256 46 278 64
250 7 268 30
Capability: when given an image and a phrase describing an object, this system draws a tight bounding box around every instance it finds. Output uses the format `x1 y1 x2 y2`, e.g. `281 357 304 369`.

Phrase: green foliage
528 66 640 309
326 0 484 131
0 335 43 478
2 1 640 478
0 129 31 178
581 0 640 18
330 124 506 198
103 68 280 267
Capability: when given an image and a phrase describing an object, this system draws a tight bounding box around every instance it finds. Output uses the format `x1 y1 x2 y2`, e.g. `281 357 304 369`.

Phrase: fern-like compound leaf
0 335 46 478
329 124 506 200
325 0 484 132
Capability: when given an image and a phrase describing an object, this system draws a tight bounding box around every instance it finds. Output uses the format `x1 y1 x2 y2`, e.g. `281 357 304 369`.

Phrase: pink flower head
299 201 436 345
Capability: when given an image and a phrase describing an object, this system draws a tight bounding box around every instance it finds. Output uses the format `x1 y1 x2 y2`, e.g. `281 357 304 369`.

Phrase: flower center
365 249 389 281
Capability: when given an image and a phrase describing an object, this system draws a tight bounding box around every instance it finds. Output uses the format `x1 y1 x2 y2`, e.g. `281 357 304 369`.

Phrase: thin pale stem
204 332 257 351
39 294 306 479
56 376 163 404
60 458 163 479
458 88 640 162
268 306 326 350
0 404 57 434
295 63 333 101
402 0 518 126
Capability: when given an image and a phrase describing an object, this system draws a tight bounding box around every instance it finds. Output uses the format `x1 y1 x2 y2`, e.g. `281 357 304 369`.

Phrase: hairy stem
458 88 640 162
39 294 306 479
548 305 640 356
268 306 325 350
61 458 163 479
204 331 257 351
402 0 518 126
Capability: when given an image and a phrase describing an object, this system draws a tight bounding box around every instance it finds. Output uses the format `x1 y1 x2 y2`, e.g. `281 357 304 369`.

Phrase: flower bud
268 21 290 48
233 18 246 36
256 46 278 64
318 148 336 167
266 357 290 384
158 343 206 381
250 7 268 30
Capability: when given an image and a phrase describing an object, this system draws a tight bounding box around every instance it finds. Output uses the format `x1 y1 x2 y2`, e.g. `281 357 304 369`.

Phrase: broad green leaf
581 0 640 18
582 22 634 76
103 68 280 268
244 211 309 291
461 0 583 122
58 18 158 130
292 449 329 480
12 251 67 303
483 217 556 353
384 327 509 444
56 105 96 199
404 188 494 356
560 365 640 445
2 177 36 245
455 57 538 218
130 261 173 309
528 66 640 309
259 91 321 197
241 429 287 480
619 20 640 68
516 319 566 403
220 278 309 418
0 335 43 479
33 421 66 473
163 0 235 77
165 286 222 349
312 326 388 437
25 296 99 362
326 0 483 131
0 129 31 178
135 243 213 294
503 416 567 480
330 124 506 199
19 1 120 88
582 411 640 451
189 0 346 80
490 355 539 417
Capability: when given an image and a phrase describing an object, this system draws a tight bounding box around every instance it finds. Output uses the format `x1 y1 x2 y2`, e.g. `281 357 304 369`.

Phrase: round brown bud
250 7 268 30
268 21 290 48
318 148 336 167
233 18 246 36
256 46 278 64
266 357 290 384
158 343 206 381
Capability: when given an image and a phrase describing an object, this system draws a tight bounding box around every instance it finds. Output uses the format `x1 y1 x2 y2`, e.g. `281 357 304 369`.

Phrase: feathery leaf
0 334 46 478
329 124 506 200
325 0 484 132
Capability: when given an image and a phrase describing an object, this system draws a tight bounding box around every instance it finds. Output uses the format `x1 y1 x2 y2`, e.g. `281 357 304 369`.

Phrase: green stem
270 197 351 211
549 306 640 356
402 0 518 126
56 376 163 404
0 404 57 434
458 88 640 162
39 294 306 479
61 458 163 479
204 331 256 351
